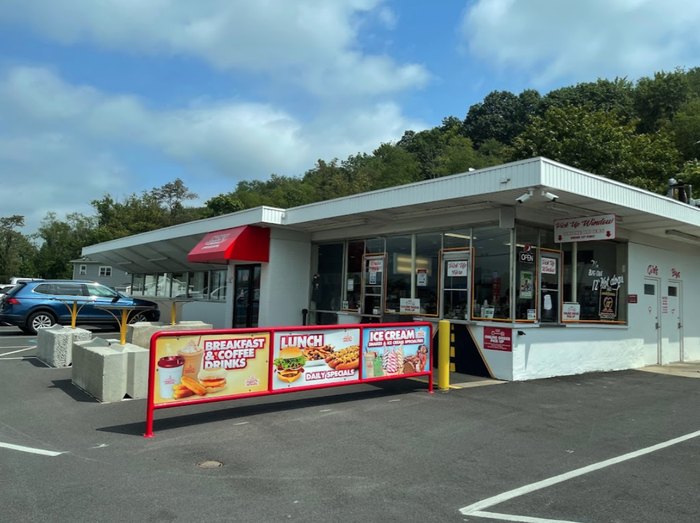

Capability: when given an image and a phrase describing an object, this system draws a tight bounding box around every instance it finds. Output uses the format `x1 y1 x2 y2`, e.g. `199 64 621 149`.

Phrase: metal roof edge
283 157 544 225
539 158 700 226
82 206 285 255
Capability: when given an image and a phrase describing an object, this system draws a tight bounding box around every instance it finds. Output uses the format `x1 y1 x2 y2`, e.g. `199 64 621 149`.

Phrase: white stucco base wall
465 324 651 381
509 326 649 381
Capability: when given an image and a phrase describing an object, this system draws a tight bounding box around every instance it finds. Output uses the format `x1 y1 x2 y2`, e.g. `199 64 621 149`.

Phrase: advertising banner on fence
362 324 431 379
272 328 361 390
153 332 270 405
147 322 433 437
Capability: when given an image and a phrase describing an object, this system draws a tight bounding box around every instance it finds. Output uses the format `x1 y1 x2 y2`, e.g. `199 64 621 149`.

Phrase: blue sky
2 0 700 233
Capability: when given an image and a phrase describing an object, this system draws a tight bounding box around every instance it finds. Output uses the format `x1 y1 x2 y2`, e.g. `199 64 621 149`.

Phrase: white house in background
71 256 130 292
80 157 700 381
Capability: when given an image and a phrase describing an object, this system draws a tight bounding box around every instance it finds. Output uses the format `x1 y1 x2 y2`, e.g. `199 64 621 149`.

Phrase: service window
441 250 471 320
385 236 412 313
344 240 364 310
472 226 511 320
563 240 627 323
415 233 440 316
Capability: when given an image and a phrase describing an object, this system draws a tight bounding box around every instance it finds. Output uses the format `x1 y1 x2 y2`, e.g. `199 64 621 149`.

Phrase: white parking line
0 346 33 356
459 429 700 518
0 441 64 456
469 511 579 522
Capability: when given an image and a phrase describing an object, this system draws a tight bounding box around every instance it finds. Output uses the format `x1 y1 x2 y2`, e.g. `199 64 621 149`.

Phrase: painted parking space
460 429 700 522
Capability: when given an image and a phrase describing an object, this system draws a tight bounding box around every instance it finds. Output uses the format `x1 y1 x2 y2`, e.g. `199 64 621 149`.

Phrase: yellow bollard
70 301 78 329
438 319 450 390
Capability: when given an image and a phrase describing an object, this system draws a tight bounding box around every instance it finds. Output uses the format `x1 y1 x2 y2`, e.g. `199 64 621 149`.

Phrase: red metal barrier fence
145 322 433 436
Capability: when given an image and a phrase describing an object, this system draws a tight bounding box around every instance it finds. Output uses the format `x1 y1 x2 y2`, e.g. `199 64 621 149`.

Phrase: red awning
187 226 270 264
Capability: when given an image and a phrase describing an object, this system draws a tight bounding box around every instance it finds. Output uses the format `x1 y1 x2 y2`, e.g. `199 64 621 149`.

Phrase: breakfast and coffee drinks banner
153 332 270 405
149 322 432 410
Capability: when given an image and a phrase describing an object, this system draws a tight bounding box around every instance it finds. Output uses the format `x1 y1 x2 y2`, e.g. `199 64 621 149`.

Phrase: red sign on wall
483 327 512 352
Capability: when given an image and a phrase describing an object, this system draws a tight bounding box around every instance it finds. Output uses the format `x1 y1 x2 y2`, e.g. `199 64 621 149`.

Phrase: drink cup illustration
178 340 203 380
158 355 184 399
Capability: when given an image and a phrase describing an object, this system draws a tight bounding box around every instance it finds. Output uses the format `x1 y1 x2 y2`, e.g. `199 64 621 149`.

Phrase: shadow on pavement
50 378 100 403
97 379 431 437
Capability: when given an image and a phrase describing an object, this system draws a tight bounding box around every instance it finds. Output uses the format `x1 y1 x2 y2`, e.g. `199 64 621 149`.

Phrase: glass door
233 264 261 328
441 251 471 320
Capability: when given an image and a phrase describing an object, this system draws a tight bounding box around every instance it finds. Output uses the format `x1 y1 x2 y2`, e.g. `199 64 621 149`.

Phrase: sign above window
554 214 616 243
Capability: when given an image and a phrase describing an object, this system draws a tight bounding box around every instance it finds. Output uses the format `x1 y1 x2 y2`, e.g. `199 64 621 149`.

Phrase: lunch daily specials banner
271 328 361 390
362 325 431 379
153 332 270 405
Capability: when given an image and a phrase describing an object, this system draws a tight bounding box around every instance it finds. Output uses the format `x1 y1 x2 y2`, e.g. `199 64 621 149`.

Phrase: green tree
34 213 98 279
634 69 691 133
670 98 700 161
151 178 198 224
462 90 543 147
542 78 635 120
511 105 681 189
0 215 38 281
363 144 422 189
205 193 245 216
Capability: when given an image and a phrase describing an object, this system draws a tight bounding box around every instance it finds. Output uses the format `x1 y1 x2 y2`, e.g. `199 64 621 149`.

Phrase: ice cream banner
272 328 361 390
362 325 431 379
153 332 270 405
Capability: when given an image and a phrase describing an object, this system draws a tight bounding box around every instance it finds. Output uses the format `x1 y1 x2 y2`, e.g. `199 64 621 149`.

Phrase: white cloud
0 0 429 97
0 1 431 233
462 0 700 87
0 65 424 231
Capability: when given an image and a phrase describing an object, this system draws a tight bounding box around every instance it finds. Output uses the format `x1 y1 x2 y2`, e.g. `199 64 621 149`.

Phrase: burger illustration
274 347 307 383
197 367 228 393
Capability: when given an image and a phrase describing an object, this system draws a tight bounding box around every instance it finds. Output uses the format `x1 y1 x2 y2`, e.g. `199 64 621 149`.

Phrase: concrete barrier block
122 343 149 399
127 321 214 349
37 326 92 367
72 337 126 403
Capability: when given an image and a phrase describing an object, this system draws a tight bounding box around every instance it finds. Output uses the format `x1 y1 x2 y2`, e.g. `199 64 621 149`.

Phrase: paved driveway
1 335 698 522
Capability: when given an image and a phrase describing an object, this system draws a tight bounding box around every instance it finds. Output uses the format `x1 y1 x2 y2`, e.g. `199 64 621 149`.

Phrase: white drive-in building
81 157 700 380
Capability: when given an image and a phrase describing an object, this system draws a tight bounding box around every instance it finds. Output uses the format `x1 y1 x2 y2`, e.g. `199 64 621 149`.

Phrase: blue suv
0 280 160 334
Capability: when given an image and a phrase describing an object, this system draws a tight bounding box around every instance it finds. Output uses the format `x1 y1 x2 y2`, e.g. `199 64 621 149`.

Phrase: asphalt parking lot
1 326 698 522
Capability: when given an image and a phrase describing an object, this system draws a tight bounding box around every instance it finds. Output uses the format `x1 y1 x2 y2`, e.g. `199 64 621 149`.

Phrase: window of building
365 237 384 254
209 270 227 301
472 225 511 320
563 240 627 322
344 240 364 310
514 224 539 321
98 266 112 277
189 271 208 299
415 233 440 315
171 272 188 297
142 274 158 296
315 243 344 312
79 264 87 276
385 235 412 313
131 274 145 295
443 229 471 250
